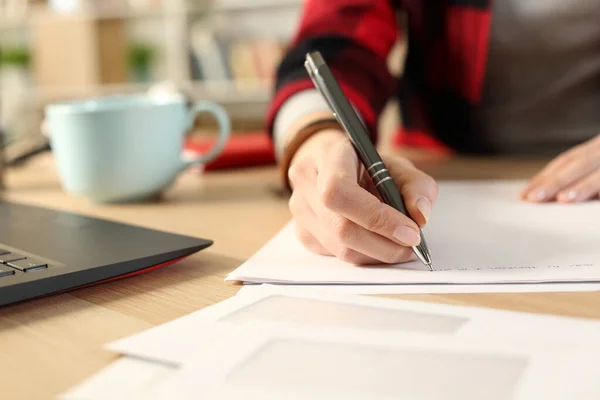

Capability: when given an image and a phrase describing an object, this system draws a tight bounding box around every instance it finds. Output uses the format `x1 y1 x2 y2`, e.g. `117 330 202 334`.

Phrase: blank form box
226 339 528 400
219 294 468 333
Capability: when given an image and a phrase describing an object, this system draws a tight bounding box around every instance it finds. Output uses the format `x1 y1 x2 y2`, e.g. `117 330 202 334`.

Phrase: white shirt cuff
272 89 331 161
272 88 367 161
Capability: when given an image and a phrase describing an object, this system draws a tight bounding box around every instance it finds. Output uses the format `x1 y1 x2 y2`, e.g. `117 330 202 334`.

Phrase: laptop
0 201 212 306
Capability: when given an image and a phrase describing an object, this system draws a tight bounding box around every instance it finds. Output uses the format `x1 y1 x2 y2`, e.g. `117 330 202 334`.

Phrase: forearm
266 1 399 144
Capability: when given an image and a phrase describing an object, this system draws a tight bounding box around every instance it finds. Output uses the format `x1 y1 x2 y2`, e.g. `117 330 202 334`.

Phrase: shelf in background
211 0 302 13
184 81 272 103
0 0 302 29
24 81 269 104
9 82 269 123
0 6 172 29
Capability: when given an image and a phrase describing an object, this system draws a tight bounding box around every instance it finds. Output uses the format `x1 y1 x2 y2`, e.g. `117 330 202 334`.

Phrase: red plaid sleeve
266 0 400 141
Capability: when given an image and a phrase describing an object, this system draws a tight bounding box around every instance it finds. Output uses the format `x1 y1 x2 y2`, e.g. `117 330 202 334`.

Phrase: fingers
292 183 406 265
523 157 598 202
387 157 439 227
288 155 378 264
521 151 573 200
320 215 414 264
315 140 422 247
556 169 600 203
290 193 330 256
291 167 414 265
522 137 600 202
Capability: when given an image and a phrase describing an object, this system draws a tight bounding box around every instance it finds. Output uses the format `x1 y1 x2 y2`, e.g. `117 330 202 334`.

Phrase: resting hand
287 129 438 265
521 134 600 203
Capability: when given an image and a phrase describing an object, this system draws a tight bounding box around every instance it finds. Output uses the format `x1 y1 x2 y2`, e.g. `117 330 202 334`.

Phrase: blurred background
0 0 317 165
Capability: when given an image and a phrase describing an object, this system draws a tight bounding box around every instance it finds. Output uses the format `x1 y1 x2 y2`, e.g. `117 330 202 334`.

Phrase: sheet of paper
137 325 600 400
59 357 174 400
107 285 600 366
236 282 600 295
227 181 600 285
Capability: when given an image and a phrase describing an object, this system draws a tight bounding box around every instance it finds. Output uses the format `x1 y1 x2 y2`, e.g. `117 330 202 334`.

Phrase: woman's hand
521 134 600 203
287 129 438 265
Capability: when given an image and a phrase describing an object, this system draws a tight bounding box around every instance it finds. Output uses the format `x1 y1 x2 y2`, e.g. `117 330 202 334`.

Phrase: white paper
236 282 600 295
59 357 174 400
227 181 600 286
107 285 600 366
136 325 600 400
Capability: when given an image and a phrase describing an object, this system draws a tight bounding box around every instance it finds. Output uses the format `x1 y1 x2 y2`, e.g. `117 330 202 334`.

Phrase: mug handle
183 101 231 167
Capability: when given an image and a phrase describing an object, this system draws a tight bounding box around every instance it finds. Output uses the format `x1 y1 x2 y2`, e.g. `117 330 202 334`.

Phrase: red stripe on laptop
54 255 188 295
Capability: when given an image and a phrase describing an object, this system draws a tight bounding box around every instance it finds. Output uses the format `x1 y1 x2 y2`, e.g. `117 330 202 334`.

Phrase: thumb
387 158 438 227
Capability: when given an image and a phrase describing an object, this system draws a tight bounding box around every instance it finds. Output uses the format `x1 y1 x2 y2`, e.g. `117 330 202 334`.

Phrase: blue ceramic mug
45 94 231 202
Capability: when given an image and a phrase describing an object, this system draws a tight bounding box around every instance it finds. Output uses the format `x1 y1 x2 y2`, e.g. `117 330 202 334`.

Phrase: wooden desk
1 153 599 400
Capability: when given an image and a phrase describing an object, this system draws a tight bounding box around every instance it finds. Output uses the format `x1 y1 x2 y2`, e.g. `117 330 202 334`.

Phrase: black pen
304 51 433 271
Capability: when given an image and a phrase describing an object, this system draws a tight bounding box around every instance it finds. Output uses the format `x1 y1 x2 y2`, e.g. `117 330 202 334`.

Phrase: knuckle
331 217 355 243
336 246 361 264
559 153 574 164
553 172 572 188
549 153 571 169
391 156 415 169
366 208 392 233
320 177 345 209
287 163 303 185
294 226 312 246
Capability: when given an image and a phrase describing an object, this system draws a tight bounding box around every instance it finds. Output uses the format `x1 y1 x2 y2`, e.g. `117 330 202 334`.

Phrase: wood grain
0 152 597 400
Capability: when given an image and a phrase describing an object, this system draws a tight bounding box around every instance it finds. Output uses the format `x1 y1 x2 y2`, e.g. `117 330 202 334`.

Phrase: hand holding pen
288 126 438 267
286 51 438 268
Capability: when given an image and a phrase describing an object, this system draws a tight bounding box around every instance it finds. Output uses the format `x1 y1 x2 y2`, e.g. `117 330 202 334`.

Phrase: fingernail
416 197 431 222
393 226 421 246
560 190 579 202
528 190 547 202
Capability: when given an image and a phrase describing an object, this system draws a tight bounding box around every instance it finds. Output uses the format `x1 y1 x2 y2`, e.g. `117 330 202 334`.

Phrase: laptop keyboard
0 266 15 278
0 250 50 275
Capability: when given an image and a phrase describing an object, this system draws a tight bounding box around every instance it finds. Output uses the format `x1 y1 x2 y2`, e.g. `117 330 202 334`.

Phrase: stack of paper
62 285 600 399
227 181 600 294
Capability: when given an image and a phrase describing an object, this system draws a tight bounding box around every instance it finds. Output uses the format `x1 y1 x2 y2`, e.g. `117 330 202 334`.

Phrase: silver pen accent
367 161 384 172
413 233 433 271
375 176 393 188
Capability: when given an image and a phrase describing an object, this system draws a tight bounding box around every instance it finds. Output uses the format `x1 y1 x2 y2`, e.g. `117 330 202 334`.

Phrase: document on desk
106 285 600 366
133 325 600 400
59 356 174 400
237 282 600 295
227 181 600 286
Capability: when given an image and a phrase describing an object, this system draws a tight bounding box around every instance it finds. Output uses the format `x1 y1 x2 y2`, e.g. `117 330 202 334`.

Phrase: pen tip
427 262 434 271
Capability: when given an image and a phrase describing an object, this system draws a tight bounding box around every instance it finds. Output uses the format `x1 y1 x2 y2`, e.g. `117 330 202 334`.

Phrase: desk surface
1 153 599 400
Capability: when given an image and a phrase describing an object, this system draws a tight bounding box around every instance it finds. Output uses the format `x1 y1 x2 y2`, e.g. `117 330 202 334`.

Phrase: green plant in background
0 45 33 148
128 42 156 82
0 46 31 69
